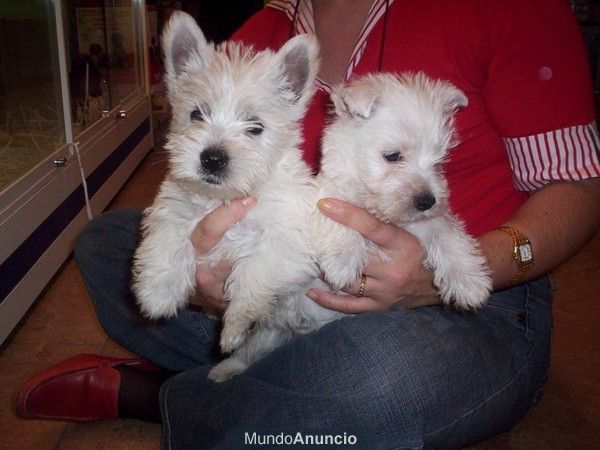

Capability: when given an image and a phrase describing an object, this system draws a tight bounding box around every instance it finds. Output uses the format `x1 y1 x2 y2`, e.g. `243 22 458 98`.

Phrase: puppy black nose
413 192 436 211
200 147 229 174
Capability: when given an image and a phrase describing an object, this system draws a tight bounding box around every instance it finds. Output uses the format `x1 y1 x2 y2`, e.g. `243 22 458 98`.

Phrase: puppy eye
190 109 204 122
383 152 402 163
246 124 264 136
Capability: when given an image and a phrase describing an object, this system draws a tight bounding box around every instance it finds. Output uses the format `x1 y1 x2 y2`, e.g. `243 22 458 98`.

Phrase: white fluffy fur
134 14 491 382
315 73 492 309
132 12 342 382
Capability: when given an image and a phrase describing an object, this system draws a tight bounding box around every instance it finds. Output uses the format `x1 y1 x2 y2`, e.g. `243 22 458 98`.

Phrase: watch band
497 226 534 285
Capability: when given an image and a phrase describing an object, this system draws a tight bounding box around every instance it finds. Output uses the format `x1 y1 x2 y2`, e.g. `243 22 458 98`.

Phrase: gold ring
356 274 367 297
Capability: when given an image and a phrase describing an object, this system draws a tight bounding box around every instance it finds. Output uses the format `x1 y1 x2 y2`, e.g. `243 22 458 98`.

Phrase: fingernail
241 196 256 206
317 198 341 214
306 289 319 300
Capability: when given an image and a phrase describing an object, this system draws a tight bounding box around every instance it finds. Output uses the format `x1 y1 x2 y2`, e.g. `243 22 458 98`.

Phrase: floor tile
56 420 161 450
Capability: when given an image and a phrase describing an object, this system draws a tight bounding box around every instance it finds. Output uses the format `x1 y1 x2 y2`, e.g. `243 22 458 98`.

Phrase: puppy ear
331 76 382 120
442 84 468 112
276 34 320 106
162 11 208 80
437 82 468 149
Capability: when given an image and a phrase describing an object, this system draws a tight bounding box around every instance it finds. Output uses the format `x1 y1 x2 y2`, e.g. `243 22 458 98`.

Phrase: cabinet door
103 0 146 110
0 0 152 344
67 0 147 137
0 2 66 191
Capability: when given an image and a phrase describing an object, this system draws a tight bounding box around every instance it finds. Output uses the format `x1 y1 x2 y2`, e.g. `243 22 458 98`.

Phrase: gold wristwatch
497 226 533 285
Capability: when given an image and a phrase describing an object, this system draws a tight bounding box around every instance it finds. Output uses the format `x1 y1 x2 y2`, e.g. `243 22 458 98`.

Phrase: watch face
518 243 533 262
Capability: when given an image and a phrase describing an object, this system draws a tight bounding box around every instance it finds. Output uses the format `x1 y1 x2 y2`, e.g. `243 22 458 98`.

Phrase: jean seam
191 318 211 343
188 310 217 344
524 279 546 342
525 282 531 338
162 380 173 450
421 345 533 440
484 303 524 314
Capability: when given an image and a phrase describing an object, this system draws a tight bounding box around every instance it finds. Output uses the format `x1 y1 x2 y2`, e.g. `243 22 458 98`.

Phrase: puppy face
162 12 319 199
325 73 467 224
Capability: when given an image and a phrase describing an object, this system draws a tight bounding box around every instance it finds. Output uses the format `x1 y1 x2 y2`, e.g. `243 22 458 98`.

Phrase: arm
308 179 600 313
476 0 600 288
480 179 600 289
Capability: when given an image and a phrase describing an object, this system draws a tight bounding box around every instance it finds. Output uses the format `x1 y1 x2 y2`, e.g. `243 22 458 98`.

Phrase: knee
313 314 431 443
74 208 143 264
328 310 533 447
325 312 431 400
328 310 480 410
334 310 421 366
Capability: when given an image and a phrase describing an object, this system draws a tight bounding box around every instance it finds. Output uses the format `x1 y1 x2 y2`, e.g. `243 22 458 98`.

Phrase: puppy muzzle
198 146 229 184
200 146 229 174
413 192 436 212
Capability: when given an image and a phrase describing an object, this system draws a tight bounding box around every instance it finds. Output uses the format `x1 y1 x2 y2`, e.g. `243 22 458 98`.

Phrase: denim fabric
75 209 553 450
75 209 222 371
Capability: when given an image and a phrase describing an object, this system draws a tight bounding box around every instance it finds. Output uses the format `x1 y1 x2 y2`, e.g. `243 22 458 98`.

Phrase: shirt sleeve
481 0 600 190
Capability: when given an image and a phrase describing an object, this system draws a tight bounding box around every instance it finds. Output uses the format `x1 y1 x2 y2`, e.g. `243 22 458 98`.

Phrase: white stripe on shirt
345 0 391 80
503 121 600 191
267 0 395 90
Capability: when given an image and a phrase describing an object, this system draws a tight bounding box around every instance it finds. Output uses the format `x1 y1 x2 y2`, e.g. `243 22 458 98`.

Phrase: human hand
189 197 256 316
307 198 441 313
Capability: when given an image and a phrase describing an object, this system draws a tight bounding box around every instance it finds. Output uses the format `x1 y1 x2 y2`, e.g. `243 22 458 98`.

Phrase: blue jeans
74 209 553 449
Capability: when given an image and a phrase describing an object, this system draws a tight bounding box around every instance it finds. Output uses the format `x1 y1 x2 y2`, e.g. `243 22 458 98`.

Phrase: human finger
192 197 256 255
317 198 412 248
306 288 384 313
340 274 383 299
210 259 233 279
189 293 227 316
361 252 390 276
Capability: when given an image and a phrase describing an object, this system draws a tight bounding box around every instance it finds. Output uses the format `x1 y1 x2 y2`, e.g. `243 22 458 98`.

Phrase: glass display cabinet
0 1 153 343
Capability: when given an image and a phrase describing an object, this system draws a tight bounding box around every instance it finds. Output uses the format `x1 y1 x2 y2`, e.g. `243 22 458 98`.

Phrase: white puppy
132 12 341 381
315 73 492 310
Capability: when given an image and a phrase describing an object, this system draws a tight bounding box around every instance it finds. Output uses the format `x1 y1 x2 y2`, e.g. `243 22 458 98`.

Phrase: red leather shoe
17 353 159 423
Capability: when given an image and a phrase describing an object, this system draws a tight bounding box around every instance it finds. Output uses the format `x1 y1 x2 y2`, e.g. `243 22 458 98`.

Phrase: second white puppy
315 73 492 310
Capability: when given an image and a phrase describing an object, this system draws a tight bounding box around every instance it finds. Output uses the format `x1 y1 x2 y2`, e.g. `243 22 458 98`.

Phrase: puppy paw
438 270 492 311
319 253 363 291
220 324 250 353
133 258 194 320
139 302 178 320
208 358 248 382
135 287 182 320
455 272 492 311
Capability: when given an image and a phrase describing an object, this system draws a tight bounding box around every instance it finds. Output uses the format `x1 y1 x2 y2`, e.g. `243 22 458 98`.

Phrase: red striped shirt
234 0 599 236
504 122 600 190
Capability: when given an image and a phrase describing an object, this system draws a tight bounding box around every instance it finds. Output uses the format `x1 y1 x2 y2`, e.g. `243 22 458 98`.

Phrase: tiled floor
0 146 599 449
